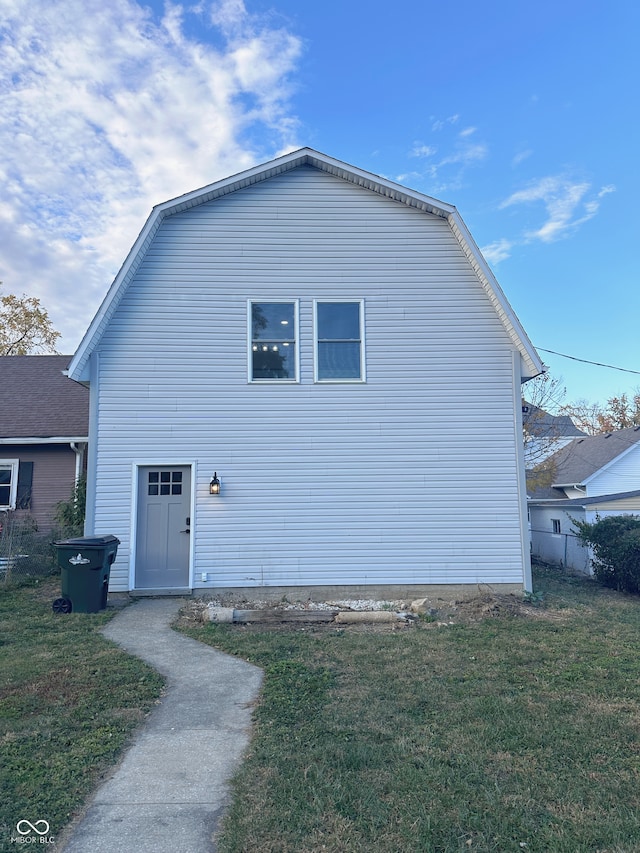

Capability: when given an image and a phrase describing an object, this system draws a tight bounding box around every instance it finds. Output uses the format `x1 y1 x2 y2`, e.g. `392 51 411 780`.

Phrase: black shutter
16 461 33 510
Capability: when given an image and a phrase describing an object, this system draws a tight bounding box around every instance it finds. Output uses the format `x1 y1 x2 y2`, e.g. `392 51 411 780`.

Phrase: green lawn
2 567 639 853
179 564 640 853
0 579 164 852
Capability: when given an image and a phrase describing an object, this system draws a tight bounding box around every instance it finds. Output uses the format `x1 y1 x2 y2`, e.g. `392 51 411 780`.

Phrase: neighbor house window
249 301 297 381
315 300 365 381
552 519 561 535
0 460 19 510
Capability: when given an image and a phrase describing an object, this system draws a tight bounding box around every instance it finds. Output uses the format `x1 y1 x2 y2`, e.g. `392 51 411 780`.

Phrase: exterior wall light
209 472 221 495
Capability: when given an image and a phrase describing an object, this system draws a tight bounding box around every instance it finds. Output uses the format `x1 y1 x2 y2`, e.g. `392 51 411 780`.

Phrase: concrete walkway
59 598 263 853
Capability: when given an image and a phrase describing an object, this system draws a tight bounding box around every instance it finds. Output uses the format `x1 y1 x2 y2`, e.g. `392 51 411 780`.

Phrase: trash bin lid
55 534 120 547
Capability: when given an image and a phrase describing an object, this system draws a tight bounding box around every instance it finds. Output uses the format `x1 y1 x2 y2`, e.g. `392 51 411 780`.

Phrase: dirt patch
175 590 561 633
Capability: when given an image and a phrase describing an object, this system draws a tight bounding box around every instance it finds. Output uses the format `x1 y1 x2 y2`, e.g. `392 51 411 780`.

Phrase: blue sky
1 0 638 406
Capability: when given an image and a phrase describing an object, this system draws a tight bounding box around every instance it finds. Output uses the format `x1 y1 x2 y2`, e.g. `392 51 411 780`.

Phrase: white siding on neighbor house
529 505 591 573
88 166 526 591
586 443 640 496
530 498 640 574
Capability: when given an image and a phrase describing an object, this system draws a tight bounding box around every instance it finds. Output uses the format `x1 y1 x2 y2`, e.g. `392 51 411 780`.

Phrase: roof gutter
0 436 89 445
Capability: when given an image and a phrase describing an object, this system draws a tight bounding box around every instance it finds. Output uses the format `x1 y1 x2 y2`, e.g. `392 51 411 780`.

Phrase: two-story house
67 148 543 596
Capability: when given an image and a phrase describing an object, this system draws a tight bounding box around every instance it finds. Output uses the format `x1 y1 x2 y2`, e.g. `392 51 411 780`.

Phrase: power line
536 347 640 377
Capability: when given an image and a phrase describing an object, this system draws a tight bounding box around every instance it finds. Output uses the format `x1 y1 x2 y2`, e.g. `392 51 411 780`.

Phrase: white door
135 466 191 589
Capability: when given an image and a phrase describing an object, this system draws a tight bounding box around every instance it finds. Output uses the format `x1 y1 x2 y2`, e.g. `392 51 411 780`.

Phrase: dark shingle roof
529 427 640 499
522 402 586 439
0 356 89 439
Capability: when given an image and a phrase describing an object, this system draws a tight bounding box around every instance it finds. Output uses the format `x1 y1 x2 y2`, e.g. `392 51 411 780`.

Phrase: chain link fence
0 511 60 586
530 527 592 575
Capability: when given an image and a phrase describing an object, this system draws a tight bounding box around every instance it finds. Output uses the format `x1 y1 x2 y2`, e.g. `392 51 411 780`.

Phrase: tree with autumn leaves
560 393 640 434
0 286 60 355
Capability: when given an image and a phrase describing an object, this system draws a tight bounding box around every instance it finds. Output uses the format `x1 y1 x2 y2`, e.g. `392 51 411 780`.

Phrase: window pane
160 484 170 495
0 469 11 486
252 303 295 341
148 484 159 496
317 302 360 340
318 342 361 379
171 484 182 495
251 302 296 380
148 472 159 483
0 486 10 505
172 471 182 483
160 471 171 483
252 344 294 379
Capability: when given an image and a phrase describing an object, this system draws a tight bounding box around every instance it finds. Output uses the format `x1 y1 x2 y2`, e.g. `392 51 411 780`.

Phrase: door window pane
148 470 183 497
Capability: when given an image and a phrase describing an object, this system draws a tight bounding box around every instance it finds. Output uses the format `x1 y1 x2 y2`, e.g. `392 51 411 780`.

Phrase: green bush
574 514 640 594
54 473 86 537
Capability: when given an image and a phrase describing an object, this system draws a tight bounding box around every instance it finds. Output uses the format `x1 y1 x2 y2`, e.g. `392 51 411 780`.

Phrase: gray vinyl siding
89 166 525 590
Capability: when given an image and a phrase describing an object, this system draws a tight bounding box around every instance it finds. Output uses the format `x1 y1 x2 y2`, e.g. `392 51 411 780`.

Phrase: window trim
313 299 366 383
247 299 300 383
552 518 562 535
0 459 19 510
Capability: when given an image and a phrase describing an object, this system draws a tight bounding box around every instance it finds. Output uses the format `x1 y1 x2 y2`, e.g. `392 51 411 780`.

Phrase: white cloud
410 144 437 158
407 125 488 194
511 149 532 167
500 176 615 243
0 0 302 349
481 239 514 265
431 114 459 132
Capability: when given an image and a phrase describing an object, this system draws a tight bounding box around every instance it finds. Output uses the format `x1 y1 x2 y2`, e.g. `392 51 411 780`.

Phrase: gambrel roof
68 148 543 383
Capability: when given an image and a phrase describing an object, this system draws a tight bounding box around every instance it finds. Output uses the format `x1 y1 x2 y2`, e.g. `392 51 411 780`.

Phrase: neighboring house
529 427 640 572
67 148 543 595
522 402 586 467
0 356 89 531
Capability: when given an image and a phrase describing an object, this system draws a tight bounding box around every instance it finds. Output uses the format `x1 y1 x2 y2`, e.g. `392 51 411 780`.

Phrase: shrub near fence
0 511 58 586
574 514 640 594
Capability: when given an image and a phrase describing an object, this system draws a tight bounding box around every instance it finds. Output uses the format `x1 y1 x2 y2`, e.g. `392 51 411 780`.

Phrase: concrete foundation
192 582 524 603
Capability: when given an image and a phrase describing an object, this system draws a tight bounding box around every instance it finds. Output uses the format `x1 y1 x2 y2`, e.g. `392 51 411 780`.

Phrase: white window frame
313 299 366 383
247 299 300 383
0 459 19 510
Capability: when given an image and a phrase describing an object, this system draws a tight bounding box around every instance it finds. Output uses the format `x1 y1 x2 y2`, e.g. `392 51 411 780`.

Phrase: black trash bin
53 535 120 614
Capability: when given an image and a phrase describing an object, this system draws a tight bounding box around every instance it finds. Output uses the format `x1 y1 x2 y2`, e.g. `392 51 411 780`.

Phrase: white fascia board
448 212 543 381
67 207 166 382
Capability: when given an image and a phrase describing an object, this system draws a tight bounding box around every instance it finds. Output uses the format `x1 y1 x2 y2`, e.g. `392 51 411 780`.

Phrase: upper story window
0 460 19 510
249 301 298 381
552 519 562 535
315 300 365 382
